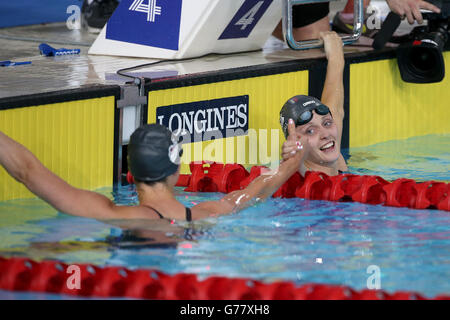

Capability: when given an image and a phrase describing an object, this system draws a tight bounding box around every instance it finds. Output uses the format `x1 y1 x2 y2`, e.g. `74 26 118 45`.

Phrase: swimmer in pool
0 121 308 222
279 31 348 177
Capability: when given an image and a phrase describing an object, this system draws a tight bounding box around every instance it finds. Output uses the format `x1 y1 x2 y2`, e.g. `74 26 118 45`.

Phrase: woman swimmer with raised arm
280 31 348 177
0 120 307 222
0 32 345 222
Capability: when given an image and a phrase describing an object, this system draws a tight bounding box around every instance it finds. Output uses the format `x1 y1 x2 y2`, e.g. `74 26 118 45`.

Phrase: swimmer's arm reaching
0 131 149 220
191 120 309 219
320 31 345 140
320 32 347 171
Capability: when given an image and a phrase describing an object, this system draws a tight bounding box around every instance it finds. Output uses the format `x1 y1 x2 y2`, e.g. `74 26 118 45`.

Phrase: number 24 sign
219 0 273 40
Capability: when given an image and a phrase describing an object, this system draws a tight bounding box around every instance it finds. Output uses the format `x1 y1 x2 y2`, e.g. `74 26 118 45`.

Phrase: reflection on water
345 134 450 182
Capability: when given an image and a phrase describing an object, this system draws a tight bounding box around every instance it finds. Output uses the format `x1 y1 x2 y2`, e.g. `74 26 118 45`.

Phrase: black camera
373 0 450 83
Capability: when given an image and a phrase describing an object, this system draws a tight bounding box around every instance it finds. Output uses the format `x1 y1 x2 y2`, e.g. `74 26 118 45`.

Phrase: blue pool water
0 134 449 299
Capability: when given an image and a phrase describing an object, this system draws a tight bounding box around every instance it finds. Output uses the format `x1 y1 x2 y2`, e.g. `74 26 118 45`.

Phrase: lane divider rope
1 256 448 300
127 161 449 211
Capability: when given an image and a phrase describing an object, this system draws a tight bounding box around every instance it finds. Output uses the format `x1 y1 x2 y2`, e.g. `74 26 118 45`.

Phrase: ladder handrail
283 0 364 50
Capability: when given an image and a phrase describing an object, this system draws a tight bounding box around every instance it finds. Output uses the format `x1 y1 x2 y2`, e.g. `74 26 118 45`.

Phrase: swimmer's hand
320 31 344 71
192 119 309 218
386 0 441 24
281 119 309 163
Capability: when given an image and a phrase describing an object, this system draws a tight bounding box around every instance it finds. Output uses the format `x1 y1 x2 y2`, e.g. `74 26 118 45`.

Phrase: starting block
89 0 282 59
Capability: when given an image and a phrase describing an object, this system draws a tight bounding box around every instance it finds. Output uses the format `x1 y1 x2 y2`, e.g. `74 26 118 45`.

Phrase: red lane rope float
127 162 450 212
1 257 449 300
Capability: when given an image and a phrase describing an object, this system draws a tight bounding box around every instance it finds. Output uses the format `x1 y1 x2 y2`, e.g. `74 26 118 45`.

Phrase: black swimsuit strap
143 205 192 221
143 205 165 219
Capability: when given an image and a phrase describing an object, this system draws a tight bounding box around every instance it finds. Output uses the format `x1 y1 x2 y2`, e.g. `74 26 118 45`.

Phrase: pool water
344 134 450 182
0 134 449 298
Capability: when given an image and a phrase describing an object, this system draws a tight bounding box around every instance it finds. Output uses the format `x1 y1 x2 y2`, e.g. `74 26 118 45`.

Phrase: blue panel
0 0 78 28
106 0 182 51
219 0 273 40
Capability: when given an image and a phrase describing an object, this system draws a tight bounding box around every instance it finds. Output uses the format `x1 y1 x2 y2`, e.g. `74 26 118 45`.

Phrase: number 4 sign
219 0 273 40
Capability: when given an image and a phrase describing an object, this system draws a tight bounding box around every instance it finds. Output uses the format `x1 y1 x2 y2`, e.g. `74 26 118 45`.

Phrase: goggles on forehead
295 104 331 126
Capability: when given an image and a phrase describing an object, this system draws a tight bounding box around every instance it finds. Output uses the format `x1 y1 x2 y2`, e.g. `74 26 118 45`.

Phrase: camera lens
395 14 448 83
397 42 445 83
408 46 437 74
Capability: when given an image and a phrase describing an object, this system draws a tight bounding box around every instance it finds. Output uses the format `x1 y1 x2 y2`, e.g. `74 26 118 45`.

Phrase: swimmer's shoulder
138 202 192 221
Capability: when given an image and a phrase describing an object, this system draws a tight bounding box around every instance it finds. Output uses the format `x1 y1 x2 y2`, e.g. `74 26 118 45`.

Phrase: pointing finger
287 119 296 141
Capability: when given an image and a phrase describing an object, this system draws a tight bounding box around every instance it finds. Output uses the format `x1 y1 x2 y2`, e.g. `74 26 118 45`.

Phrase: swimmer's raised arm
320 31 345 126
191 120 309 219
0 131 146 220
320 32 347 171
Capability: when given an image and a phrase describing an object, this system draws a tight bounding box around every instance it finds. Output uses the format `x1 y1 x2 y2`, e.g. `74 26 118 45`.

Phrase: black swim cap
128 124 183 182
279 95 331 138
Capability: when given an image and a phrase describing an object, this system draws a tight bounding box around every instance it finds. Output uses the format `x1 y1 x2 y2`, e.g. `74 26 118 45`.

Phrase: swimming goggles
295 104 331 126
